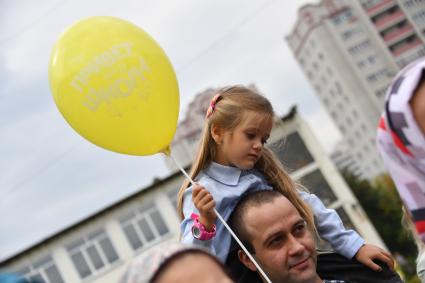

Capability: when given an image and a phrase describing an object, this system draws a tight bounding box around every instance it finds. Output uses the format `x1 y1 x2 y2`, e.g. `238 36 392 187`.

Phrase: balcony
374 10 406 30
366 0 397 17
383 25 415 45
392 38 423 57
396 47 425 68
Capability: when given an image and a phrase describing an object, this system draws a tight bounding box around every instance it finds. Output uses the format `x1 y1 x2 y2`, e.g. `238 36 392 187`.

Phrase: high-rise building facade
286 0 425 179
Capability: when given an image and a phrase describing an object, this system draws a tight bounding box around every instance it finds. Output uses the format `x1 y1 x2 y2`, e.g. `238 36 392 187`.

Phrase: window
299 169 337 206
346 117 353 125
17 255 64 283
67 229 119 279
367 56 375 64
119 202 169 251
331 8 353 25
367 68 388 83
348 40 371 55
307 71 314 79
376 88 387 98
167 187 179 211
362 0 386 10
335 82 343 94
354 130 361 139
373 159 380 167
341 26 363 40
364 144 370 152
269 132 314 173
336 206 357 232
322 97 329 106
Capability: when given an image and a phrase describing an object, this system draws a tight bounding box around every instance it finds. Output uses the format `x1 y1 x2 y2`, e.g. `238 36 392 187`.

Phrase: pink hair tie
206 94 222 118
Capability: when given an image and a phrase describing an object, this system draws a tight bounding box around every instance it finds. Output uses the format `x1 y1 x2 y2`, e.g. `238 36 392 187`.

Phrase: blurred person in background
119 242 234 283
377 57 425 281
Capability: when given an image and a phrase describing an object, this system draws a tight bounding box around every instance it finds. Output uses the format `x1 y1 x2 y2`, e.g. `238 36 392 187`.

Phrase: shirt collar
204 162 242 186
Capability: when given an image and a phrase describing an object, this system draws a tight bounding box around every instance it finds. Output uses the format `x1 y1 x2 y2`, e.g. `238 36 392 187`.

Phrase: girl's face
213 111 273 170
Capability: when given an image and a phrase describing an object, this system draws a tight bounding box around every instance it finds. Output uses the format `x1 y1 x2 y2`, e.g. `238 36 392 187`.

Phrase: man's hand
192 184 216 231
355 244 395 271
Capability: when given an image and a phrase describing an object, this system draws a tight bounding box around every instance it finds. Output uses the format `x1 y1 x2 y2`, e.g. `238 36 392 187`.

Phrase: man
228 190 401 283
229 190 330 283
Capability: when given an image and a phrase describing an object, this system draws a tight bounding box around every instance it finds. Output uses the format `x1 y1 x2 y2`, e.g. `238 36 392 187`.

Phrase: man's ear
210 124 223 144
238 250 257 272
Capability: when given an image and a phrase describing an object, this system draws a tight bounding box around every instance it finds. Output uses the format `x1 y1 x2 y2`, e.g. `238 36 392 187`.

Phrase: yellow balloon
49 16 179 156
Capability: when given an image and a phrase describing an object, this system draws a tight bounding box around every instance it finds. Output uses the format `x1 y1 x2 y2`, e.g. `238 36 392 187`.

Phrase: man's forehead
244 197 303 237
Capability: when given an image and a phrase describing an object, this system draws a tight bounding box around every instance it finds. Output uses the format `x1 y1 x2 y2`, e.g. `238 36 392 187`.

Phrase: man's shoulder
317 253 403 283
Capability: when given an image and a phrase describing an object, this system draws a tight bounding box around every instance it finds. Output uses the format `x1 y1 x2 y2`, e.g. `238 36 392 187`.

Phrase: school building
0 106 386 283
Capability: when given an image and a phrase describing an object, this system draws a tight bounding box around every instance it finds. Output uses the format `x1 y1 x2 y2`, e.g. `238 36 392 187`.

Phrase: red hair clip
206 94 222 118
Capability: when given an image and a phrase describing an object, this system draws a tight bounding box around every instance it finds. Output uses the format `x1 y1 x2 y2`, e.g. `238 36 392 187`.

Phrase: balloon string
167 153 272 283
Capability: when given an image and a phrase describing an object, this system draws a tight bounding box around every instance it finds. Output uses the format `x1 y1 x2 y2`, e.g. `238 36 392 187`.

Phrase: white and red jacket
377 57 425 241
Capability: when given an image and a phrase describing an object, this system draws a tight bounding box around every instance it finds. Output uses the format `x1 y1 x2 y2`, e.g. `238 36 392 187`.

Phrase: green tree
342 171 418 280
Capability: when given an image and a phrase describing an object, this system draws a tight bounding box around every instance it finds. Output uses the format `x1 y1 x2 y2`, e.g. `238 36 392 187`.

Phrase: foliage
342 171 418 280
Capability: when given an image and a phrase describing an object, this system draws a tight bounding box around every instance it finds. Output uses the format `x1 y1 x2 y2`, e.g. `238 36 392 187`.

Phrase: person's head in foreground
149 246 234 283
120 242 233 283
229 190 321 283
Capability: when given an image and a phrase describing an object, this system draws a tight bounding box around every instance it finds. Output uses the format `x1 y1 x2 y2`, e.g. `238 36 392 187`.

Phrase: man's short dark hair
228 190 283 254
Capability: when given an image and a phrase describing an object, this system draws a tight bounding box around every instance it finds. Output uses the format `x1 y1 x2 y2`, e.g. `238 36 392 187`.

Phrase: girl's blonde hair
176 85 314 230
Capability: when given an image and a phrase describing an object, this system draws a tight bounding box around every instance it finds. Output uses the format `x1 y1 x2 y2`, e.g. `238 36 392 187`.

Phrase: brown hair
228 190 315 254
176 85 314 231
149 248 232 283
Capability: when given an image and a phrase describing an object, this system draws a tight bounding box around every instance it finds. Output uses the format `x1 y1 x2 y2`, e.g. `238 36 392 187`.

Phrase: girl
177 85 393 271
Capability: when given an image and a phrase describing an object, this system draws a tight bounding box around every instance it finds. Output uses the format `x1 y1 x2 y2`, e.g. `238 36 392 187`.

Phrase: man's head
229 190 320 283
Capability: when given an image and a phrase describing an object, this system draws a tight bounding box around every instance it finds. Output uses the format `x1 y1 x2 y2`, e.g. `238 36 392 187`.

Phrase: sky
0 0 342 261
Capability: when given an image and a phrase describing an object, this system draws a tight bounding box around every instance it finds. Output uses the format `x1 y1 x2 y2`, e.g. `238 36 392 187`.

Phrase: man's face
239 196 319 283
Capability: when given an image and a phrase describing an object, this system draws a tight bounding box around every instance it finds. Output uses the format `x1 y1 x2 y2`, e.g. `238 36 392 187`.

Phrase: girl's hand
355 244 395 271
192 184 216 231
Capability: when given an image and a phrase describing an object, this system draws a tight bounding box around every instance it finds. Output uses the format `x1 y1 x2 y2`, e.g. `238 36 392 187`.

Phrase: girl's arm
299 191 395 270
298 190 364 259
180 185 217 253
